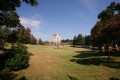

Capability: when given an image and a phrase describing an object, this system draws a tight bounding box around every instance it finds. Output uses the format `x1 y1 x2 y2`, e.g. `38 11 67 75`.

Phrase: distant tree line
0 25 37 49
61 39 73 45
37 38 49 45
73 34 91 47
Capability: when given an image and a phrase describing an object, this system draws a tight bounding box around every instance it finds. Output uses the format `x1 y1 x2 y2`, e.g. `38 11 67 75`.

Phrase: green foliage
0 43 29 72
73 34 84 46
38 38 43 45
0 0 39 12
0 26 11 49
1 11 20 28
73 36 77 46
61 39 73 45
76 34 84 45
98 2 120 23
30 34 37 44
84 35 91 45
17 26 37 44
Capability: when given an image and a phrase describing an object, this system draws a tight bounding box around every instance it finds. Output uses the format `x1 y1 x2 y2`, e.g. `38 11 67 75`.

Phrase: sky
16 0 120 42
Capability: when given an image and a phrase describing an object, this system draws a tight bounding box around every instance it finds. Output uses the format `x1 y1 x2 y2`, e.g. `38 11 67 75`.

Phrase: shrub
1 42 29 72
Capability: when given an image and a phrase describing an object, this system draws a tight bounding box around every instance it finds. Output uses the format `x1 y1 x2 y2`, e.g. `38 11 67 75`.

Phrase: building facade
52 34 61 44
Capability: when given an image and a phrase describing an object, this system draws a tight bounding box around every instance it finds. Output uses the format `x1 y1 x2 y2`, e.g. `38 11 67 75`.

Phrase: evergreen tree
73 36 77 46
38 38 43 45
76 34 84 45
85 35 91 45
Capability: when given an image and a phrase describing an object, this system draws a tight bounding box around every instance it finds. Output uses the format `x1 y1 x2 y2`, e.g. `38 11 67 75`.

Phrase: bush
0 43 29 72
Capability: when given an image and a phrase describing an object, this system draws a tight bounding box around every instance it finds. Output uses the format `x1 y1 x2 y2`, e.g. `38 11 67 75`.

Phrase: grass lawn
0 45 120 80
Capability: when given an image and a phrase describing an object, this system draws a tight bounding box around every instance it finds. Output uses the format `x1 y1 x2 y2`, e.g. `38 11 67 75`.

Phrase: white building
52 34 61 46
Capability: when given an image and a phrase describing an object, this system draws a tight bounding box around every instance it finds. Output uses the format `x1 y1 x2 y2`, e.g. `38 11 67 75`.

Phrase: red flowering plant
3 42 29 71
26 27 31 33
91 21 105 46
108 15 120 38
13 42 28 54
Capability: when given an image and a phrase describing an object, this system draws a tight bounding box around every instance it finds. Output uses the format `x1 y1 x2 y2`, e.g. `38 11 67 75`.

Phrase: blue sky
16 0 120 41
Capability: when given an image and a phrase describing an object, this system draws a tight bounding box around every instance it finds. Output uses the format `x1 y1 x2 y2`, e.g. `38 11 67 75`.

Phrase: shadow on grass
67 75 78 80
70 51 120 69
75 50 120 58
110 78 120 80
70 58 120 69
0 72 27 80
74 51 101 58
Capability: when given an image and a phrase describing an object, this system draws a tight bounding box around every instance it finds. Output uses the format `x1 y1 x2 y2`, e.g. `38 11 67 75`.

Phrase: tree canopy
0 0 39 12
91 1 120 59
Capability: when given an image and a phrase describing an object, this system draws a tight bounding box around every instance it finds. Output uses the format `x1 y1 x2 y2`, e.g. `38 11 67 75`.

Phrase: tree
31 34 37 44
7 30 18 47
0 26 13 49
84 35 91 46
0 0 39 50
0 11 20 28
73 36 77 46
61 39 73 45
0 0 39 28
91 21 105 51
38 38 43 45
91 2 120 59
0 0 39 12
98 2 115 23
17 25 37 44
76 34 84 46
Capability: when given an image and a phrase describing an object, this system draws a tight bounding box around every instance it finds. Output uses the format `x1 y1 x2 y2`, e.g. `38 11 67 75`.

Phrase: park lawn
0 45 120 80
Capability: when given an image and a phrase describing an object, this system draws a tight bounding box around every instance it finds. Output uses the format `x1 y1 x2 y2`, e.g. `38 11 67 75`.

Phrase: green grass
1 45 120 80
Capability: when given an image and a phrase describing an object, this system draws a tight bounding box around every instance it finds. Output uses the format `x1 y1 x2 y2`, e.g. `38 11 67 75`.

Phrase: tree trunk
0 40 5 50
112 39 116 52
99 45 102 53
93 44 95 49
106 37 110 59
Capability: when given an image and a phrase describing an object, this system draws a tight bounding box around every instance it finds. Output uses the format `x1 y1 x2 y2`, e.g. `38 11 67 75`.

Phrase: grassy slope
1 45 120 80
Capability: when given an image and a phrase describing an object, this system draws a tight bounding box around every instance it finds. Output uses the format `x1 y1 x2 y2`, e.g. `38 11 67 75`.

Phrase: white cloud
20 16 51 41
20 17 42 30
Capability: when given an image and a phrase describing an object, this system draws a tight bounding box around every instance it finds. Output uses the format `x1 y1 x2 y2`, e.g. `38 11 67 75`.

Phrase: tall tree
84 35 91 46
38 38 43 45
98 2 115 23
73 35 77 46
0 11 20 28
91 2 120 59
76 34 84 46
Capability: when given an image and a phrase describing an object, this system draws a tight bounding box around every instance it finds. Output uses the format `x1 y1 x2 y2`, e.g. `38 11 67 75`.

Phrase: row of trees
61 39 73 45
0 25 37 49
91 2 120 59
73 34 91 46
0 0 39 72
0 0 39 50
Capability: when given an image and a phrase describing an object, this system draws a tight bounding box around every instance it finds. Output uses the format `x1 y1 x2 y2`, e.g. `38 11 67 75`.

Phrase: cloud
20 15 51 41
20 17 42 30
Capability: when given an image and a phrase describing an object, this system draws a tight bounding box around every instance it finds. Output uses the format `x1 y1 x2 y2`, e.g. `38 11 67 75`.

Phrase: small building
52 34 61 48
